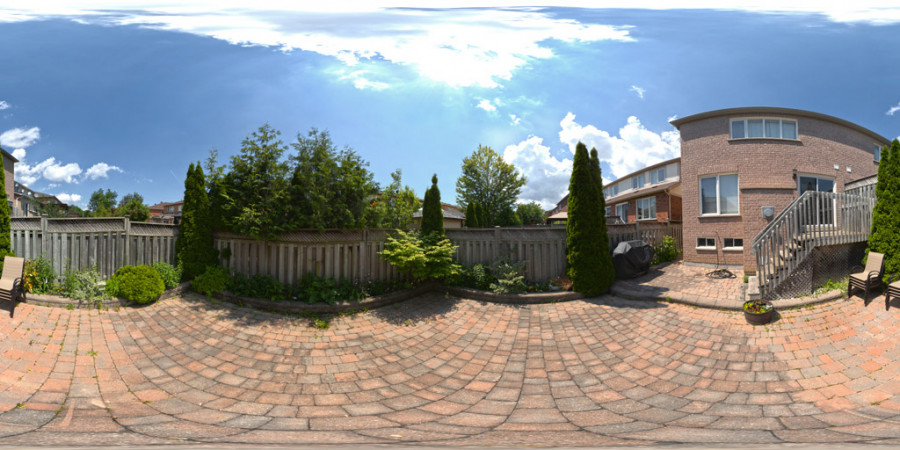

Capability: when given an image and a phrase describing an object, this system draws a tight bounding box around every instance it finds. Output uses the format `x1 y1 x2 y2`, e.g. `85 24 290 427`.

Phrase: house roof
547 211 567 221
670 107 890 144
605 179 681 205
0 146 18 164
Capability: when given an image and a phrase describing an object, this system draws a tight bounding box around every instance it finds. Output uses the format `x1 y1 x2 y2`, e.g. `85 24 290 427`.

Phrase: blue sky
1 3 899 209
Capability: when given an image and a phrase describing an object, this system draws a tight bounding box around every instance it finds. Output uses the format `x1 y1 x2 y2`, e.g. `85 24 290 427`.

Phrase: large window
650 167 666 184
731 118 798 140
636 197 656 221
615 203 628 223
700 174 739 215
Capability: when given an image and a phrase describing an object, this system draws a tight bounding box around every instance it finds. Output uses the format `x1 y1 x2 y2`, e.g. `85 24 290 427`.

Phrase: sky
1 2 899 210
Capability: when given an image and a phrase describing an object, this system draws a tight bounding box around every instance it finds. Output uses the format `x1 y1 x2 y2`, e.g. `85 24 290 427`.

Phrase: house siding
678 111 883 272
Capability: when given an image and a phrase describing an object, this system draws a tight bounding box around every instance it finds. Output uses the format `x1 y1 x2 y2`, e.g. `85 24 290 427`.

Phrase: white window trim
636 196 657 221
699 173 740 216
696 237 716 250
730 117 799 141
723 238 744 251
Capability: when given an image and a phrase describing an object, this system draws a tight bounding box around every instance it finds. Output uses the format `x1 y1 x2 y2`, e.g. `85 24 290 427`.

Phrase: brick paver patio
2 290 900 446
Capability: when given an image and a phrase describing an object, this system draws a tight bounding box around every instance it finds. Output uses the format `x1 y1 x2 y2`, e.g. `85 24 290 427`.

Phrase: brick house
670 107 888 273
149 200 184 224
602 158 682 225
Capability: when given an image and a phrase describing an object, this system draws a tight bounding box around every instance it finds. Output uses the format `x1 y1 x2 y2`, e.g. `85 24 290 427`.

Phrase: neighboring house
13 181 40 217
412 202 466 229
602 158 682 225
149 200 184 224
670 106 887 272
545 195 568 225
32 192 68 215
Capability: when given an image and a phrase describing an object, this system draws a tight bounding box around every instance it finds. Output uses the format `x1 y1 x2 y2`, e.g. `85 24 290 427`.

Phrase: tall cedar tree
420 174 445 237
868 140 900 281
0 155 13 270
590 148 615 290
566 142 610 296
476 202 488 228
465 202 477 227
178 164 218 280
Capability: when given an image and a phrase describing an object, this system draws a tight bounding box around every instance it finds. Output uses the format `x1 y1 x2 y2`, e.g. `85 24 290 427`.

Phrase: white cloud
0 101 8 111
56 193 82 204
83 162 123 180
630 85 645 99
339 70 390 90
509 114 521 126
0 127 40 149
503 136 572 209
0 4 634 88
17 157 81 185
887 102 900 116
477 99 497 113
11 148 26 160
558 113 679 178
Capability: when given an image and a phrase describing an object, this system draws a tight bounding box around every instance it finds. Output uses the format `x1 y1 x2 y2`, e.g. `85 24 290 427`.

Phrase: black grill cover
612 240 655 279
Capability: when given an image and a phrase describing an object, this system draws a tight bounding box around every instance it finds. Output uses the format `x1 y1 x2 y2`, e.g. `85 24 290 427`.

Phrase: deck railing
752 190 875 298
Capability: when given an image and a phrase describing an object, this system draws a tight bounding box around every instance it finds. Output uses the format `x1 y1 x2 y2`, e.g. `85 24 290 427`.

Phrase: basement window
723 238 743 250
697 237 715 250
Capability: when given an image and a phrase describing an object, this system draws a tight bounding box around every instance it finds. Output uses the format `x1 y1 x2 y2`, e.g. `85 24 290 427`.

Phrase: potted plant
743 299 774 325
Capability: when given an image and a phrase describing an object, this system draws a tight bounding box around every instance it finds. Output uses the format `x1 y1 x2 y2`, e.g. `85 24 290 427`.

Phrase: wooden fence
446 227 567 282
607 222 683 253
10 217 179 279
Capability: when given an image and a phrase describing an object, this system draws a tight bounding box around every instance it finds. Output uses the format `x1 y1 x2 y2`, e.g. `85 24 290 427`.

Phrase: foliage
369 169 420 229
62 265 105 301
152 262 182 290
177 163 218 280
24 256 56 294
489 260 527 294
465 202 478 227
191 265 230 297
651 235 680 265
868 139 900 282
108 265 165 304
476 202 487 228
379 230 460 282
88 188 118 217
743 300 772 313
36 201 70 218
115 192 150 222
496 206 522 227
0 156 10 271
814 277 848 296
288 128 379 230
516 202 545 225
230 273 286 301
290 274 364 305
456 145 527 227
220 124 291 240
446 263 493 290
420 174 445 237
566 142 614 297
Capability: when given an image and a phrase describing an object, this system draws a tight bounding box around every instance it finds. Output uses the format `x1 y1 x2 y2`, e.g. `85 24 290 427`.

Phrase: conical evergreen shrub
868 139 900 281
566 142 612 296
421 174 445 238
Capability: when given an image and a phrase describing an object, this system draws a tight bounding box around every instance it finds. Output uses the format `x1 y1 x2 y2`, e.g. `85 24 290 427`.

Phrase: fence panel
10 216 178 280
607 222 683 253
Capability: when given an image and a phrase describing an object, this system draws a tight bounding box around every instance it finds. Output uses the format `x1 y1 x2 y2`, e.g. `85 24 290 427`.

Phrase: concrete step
748 276 761 300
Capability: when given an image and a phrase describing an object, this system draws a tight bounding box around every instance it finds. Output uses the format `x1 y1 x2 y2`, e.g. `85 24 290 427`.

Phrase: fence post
361 228 369 283
40 214 48 259
123 216 131 266
493 227 502 261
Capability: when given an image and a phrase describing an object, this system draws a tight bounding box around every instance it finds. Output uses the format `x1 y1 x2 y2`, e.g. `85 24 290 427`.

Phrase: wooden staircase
752 191 875 298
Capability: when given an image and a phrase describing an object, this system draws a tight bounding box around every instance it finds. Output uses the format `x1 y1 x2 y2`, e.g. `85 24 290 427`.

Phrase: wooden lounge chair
0 256 25 304
848 252 885 303
886 273 900 311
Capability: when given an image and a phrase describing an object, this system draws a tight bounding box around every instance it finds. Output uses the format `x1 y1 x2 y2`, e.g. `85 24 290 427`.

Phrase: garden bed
24 281 192 309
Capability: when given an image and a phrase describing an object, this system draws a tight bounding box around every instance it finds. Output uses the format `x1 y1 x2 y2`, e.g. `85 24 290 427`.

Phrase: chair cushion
0 278 15 292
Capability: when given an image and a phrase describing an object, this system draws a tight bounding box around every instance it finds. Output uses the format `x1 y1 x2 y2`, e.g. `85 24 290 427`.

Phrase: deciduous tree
516 202 545 225
88 188 117 217
456 145 526 227
371 169 419 229
116 192 150 222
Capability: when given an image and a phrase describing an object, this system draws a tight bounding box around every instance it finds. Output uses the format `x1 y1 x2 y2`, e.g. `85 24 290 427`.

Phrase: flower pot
743 300 774 325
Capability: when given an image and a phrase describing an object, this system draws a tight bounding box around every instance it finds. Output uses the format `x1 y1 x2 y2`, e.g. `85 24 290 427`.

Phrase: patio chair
0 256 25 304
848 251 885 303
886 273 900 311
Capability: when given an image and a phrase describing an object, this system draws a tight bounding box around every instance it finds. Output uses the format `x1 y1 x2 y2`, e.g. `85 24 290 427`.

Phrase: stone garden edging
24 281 193 309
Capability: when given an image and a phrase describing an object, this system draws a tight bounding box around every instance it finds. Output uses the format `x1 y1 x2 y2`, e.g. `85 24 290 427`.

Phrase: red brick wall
669 195 683 222
680 112 882 272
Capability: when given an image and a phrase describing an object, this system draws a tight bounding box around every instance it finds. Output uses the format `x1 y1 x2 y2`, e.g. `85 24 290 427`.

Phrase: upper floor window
730 118 798 140
875 144 883 162
700 174 739 216
632 175 645 190
607 183 618 198
650 167 666 184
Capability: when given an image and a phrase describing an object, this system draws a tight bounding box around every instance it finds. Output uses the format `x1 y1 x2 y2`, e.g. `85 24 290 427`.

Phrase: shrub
379 230 460 282
229 273 286 301
567 143 614 296
110 265 165 304
651 236 680 265
24 256 56 294
152 262 183 290
489 260 526 294
62 265 105 301
447 264 493 290
191 265 230 297
290 273 364 305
